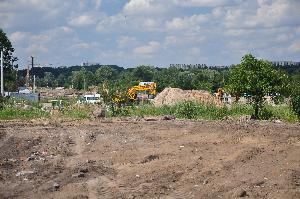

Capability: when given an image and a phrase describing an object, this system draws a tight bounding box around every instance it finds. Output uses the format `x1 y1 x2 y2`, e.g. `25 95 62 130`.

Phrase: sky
0 0 300 69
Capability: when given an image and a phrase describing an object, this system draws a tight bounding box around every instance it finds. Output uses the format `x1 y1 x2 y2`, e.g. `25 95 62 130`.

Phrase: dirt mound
153 87 221 107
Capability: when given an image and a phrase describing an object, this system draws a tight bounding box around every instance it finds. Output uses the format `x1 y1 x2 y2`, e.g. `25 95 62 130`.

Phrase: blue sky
1 0 300 69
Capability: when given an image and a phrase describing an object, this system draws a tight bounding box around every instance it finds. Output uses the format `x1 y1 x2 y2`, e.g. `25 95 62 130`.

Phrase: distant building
270 61 300 67
169 64 228 69
81 62 101 66
7 87 39 102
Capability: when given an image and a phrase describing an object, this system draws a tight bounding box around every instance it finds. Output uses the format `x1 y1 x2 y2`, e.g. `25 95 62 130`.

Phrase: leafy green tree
133 65 155 82
71 68 95 90
56 74 66 87
42 72 55 87
226 54 289 118
290 70 300 118
191 70 214 91
175 71 195 90
0 29 18 91
95 66 117 84
71 68 86 90
153 66 179 91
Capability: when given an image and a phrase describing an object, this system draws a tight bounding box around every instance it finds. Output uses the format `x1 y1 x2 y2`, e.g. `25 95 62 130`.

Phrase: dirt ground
0 118 299 199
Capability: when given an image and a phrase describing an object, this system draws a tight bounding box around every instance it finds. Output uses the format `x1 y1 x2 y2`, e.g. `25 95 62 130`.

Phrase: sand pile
153 87 221 107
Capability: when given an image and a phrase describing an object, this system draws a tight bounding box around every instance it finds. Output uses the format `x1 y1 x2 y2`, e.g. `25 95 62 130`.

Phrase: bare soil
153 87 221 107
0 118 299 199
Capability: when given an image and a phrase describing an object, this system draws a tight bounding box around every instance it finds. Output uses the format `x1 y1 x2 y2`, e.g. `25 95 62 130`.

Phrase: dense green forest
17 64 231 92
17 63 299 93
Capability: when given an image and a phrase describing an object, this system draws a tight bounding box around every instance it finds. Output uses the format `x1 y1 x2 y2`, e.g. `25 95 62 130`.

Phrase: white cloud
9 31 30 44
133 41 161 55
71 42 91 49
94 0 102 9
2 0 300 67
123 0 170 15
288 41 300 53
117 36 138 48
166 14 208 30
187 47 201 56
275 34 291 43
172 0 239 7
222 0 300 29
69 14 98 27
0 0 72 29
165 33 205 46
26 44 49 55
225 29 255 36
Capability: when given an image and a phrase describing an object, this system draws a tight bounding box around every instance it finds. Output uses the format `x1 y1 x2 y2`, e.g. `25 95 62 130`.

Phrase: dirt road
0 118 299 198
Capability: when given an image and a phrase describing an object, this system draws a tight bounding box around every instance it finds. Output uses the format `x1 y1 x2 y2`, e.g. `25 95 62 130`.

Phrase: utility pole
1 49 4 96
31 56 34 89
33 75 36 93
31 56 34 70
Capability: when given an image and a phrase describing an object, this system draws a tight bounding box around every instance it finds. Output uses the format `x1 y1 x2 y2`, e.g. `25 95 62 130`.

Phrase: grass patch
0 108 50 120
60 107 91 119
110 101 299 122
260 105 298 122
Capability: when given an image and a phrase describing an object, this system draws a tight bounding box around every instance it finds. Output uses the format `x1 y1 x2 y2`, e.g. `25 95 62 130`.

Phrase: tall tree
0 29 18 91
133 65 155 82
95 66 117 84
71 68 93 90
226 54 289 118
42 72 55 87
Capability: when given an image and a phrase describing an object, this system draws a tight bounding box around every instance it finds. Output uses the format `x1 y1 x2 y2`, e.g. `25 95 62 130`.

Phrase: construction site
0 69 300 198
1 1 300 198
0 118 299 198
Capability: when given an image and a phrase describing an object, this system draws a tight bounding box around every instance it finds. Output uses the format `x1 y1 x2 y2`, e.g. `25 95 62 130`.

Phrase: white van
77 93 101 104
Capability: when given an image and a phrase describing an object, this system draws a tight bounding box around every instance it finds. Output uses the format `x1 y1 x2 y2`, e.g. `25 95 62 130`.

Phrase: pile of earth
153 87 221 107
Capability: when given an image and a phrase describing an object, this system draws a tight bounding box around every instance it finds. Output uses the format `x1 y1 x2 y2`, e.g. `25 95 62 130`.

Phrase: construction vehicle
216 88 224 101
127 82 157 101
100 81 157 107
215 88 232 104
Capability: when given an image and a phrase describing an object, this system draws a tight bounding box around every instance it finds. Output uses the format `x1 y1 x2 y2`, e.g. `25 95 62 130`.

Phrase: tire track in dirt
66 128 87 167
86 177 99 199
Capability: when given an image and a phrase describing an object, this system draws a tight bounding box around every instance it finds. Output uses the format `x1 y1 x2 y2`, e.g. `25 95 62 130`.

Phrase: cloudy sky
1 0 300 69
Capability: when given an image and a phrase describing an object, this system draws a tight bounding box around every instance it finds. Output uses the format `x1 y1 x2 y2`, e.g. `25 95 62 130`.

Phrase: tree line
17 64 230 93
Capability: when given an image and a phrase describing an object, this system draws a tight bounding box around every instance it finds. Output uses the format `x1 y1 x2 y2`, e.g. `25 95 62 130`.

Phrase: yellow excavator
127 82 157 101
113 82 157 106
216 88 224 101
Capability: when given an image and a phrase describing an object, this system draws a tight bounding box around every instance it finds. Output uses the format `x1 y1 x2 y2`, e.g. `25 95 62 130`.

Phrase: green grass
60 107 91 119
259 104 298 122
1 99 297 122
110 101 299 122
0 108 50 120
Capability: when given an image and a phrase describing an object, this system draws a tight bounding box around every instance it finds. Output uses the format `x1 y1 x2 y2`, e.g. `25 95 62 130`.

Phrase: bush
291 95 300 118
0 96 9 110
113 106 131 116
175 101 199 119
61 107 90 119
258 107 274 120
106 100 298 122
0 108 50 120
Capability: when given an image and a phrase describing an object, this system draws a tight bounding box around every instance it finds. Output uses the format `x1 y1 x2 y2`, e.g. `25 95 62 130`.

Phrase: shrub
0 108 50 120
258 107 274 120
113 106 131 116
0 96 9 110
175 101 199 119
291 95 300 118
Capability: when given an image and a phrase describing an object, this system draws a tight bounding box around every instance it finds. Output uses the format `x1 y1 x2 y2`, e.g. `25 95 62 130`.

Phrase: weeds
110 101 298 122
60 106 91 119
0 107 50 120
